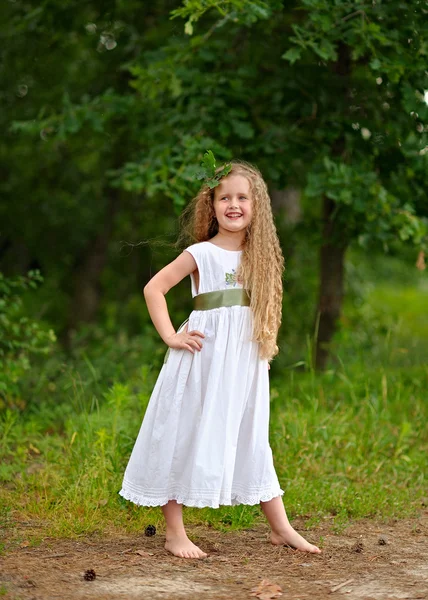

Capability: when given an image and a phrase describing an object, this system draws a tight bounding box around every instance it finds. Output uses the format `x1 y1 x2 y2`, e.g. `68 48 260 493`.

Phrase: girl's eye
219 196 247 201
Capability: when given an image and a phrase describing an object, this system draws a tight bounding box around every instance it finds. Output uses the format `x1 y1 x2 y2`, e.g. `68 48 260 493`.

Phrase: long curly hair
176 160 284 362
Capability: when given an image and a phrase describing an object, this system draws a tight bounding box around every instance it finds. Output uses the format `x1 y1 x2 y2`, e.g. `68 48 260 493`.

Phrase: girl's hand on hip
166 329 205 354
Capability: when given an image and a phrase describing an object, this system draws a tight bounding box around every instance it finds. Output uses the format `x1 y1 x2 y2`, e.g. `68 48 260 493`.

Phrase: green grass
0 251 427 547
335 248 428 369
1 361 426 546
270 364 427 522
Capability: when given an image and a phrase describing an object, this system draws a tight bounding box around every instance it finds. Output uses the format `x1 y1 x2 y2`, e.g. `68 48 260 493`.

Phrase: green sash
194 288 250 310
163 288 250 364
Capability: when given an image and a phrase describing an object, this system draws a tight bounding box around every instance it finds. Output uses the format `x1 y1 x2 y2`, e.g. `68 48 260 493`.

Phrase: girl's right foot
270 526 321 553
165 533 207 559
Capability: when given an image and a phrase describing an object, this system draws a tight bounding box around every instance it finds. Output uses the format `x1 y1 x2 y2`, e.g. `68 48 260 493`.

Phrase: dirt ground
1 513 427 600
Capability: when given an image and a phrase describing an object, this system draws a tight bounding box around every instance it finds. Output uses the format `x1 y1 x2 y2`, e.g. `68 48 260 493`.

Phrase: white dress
119 241 283 508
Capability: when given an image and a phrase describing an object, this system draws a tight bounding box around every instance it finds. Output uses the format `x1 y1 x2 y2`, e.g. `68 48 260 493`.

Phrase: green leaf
184 20 194 35
316 39 337 62
282 47 302 64
201 149 217 177
198 150 232 188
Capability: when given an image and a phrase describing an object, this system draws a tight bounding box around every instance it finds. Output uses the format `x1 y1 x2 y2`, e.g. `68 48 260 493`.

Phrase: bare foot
165 533 207 559
270 526 321 554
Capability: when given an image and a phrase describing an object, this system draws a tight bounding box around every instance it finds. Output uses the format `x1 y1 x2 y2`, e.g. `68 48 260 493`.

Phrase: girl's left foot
270 526 321 553
165 532 207 559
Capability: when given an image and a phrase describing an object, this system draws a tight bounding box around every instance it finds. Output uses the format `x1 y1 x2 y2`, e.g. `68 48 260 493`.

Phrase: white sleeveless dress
119 241 283 508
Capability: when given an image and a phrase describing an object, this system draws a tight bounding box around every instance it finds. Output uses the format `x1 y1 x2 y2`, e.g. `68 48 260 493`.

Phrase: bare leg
261 496 321 553
161 500 207 559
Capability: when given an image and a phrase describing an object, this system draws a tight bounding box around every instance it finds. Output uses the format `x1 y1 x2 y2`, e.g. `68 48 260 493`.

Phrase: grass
270 364 427 523
0 251 427 548
1 361 426 547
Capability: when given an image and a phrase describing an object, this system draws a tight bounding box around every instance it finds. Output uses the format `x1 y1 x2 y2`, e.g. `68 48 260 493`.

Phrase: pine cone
144 524 156 537
83 569 96 581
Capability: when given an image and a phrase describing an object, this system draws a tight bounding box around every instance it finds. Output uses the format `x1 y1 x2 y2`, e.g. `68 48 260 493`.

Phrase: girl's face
213 174 253 234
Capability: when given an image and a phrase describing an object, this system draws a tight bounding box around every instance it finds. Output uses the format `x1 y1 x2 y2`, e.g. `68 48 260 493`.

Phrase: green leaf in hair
198 150 232 189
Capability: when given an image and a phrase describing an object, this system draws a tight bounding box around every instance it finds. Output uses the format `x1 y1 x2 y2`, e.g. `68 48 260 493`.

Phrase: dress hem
119 487 284 509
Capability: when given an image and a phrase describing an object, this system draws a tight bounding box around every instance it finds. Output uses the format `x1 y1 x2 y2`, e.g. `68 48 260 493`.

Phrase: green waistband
193 288 251 310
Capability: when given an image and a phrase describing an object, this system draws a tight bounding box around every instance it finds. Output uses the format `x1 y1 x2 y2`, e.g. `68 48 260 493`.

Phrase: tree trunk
315 196 347 370
314 41 351 370
64 191 118 345
270 187 302 224
0 239 31 275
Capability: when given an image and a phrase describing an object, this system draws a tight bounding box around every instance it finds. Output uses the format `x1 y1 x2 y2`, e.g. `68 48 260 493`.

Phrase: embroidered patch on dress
225 269 242 287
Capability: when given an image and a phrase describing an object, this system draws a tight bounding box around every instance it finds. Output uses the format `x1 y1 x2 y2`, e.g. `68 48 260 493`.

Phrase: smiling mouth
226 213 243 219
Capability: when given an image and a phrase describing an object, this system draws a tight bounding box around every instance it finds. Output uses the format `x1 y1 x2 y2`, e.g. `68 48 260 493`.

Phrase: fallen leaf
135 550 153 557
250 579 282 599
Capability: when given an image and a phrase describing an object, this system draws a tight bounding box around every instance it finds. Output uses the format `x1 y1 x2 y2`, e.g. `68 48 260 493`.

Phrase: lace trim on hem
119 488 284 508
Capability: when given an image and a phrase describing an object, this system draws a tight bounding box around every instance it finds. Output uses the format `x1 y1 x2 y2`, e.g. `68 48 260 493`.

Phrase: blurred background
1 0 427 537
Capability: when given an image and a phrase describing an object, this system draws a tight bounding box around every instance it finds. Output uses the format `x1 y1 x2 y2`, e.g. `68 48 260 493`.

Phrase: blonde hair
176 160 285 362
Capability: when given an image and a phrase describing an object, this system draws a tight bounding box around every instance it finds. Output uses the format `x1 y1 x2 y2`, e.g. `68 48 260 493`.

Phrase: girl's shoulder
185 241 244 258
185 240 207 249
184 241 209 256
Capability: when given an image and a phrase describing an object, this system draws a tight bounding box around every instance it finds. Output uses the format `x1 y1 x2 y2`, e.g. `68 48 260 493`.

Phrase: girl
120 160 321 558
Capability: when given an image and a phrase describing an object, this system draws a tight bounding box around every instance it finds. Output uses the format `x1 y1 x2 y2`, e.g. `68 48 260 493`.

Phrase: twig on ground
330 578 355 593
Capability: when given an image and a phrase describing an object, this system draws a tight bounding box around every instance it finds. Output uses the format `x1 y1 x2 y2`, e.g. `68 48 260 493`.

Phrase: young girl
120 160 321 558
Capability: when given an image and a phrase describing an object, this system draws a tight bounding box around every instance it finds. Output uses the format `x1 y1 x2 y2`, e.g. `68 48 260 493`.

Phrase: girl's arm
144 250 205 354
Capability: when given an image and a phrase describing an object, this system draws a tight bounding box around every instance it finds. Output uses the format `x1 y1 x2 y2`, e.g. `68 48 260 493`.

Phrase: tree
168 0 428 368
3 0 427 369
2 1 185 338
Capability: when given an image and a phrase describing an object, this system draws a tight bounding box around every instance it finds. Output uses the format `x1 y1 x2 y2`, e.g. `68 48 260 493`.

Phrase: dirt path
1 514 427 600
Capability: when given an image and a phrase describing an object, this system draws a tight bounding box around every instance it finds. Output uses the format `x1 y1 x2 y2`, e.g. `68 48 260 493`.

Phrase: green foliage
170 0 428 251
108 137 232 213
305 157 427 249
171 0 275 35
277 0 427 80
337 249 428 368
196 150 232 188
2 0 427 381
0 272 56 408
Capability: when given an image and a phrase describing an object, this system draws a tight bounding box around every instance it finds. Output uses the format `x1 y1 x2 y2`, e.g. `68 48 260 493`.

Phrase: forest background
1 0 427 543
